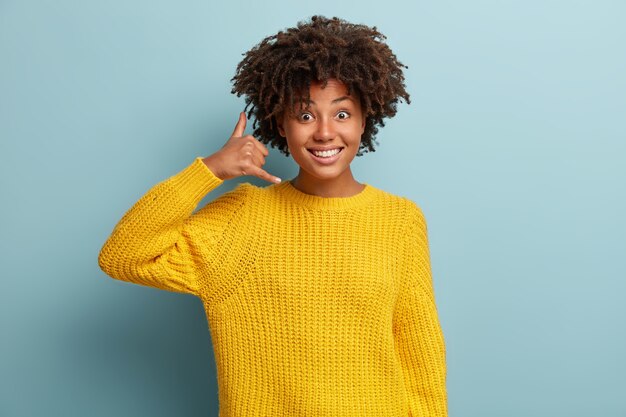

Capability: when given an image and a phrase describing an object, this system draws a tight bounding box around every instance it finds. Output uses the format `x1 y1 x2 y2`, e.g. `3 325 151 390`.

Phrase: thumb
232 111 247 138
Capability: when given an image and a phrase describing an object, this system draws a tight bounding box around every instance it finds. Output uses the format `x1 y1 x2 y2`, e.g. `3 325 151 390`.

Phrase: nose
313 116 335 141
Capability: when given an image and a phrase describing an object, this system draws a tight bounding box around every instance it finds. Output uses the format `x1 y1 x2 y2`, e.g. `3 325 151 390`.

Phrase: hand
202 112 282 184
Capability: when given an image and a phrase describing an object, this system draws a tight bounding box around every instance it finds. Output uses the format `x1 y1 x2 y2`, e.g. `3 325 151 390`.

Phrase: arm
393 203 448 416
97 157 248 296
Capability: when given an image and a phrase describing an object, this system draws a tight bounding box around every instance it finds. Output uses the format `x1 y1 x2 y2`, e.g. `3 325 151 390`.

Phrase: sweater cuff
168 157 225 204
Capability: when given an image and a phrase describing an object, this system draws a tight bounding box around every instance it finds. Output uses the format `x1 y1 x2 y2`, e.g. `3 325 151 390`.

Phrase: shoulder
225 181 281 208
370 186 427 225
194 181 255 217
235 181 270 201
207 181 254 204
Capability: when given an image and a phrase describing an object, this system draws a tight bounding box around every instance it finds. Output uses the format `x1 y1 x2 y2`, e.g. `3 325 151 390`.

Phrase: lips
307 146 343 156
306 147 344 152
306 147 344 165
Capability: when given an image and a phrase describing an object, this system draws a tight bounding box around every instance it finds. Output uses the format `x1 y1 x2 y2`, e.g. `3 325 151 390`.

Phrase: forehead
311 78 348 91
288 79 358 107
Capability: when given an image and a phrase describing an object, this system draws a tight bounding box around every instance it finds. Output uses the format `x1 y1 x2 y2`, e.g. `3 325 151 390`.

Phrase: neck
290 170 365 198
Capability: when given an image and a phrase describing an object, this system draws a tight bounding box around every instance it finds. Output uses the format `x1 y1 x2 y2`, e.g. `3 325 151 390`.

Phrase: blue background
1 1 625 416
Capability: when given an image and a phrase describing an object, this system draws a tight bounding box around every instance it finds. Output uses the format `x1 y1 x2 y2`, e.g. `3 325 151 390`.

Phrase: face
277 78 366 186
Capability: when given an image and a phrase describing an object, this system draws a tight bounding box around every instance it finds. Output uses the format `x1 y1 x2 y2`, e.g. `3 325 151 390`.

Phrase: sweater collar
273 179 378 210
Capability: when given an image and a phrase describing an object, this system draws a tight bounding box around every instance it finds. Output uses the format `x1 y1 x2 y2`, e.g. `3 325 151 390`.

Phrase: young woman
99 15 448 417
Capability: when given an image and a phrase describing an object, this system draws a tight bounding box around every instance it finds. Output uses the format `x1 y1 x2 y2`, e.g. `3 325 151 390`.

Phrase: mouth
306 147 344 158
305 147 344 165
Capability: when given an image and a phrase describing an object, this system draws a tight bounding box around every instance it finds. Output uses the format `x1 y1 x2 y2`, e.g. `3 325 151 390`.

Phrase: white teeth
311 148 341 157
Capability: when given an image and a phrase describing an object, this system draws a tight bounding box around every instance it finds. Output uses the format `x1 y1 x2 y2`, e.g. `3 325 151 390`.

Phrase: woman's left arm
393 203 448 417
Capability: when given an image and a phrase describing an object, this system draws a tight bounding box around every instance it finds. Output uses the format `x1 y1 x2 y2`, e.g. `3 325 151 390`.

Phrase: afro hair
230 15 411 157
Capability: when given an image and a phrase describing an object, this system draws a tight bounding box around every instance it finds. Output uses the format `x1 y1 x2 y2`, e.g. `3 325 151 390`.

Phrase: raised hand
202 112 281 184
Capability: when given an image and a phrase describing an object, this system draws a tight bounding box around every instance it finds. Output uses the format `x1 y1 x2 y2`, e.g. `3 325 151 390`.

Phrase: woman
99 15 448 416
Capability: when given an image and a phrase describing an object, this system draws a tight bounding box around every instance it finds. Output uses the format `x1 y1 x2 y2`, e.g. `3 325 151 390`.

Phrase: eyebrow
306 96 354 105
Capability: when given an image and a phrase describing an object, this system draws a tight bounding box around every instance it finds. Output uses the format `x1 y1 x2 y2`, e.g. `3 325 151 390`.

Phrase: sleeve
97 157 249 296
393 203 448 417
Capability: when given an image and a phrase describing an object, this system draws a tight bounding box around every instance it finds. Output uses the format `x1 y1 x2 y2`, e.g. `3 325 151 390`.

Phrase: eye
336 111 350 120
298 112 314 122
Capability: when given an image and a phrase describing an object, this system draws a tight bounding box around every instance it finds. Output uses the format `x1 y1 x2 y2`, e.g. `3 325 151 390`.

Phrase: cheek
340 123 364 139
284 125 309 142
284 131 303 151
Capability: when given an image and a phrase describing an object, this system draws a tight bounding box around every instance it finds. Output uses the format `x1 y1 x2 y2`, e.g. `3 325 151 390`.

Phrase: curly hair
230 15 411 157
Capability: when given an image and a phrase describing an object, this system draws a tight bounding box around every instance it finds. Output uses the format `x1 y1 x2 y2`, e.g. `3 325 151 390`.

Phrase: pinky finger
253 166 282 184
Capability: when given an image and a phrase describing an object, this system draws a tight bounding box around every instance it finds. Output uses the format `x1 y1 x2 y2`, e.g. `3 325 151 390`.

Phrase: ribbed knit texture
98 157 448 416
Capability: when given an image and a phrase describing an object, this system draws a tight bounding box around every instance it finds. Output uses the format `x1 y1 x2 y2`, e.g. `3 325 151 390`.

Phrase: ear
276 114 286 137
361 116 366 134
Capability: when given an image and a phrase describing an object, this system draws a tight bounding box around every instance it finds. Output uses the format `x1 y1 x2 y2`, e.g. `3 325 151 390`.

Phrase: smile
306 147 344 165
307 148 343 158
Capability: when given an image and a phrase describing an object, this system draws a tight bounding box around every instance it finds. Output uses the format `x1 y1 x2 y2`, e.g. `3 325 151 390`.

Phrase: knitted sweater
98 157 448 417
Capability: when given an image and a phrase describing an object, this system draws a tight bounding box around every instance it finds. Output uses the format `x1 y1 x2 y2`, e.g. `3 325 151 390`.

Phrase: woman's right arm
97 112 281 296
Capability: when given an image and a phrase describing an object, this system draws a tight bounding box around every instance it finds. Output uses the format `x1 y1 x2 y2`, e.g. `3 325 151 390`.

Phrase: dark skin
202 111 280 185
230 15 411 159
276 78 367 198
203 78 368 198
207 16 410 196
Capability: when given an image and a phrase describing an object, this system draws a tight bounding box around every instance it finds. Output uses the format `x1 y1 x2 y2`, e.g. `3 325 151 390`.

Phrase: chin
305 167 349 180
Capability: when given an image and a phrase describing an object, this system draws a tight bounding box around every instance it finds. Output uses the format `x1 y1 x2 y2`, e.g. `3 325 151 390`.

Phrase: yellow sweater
98 157 448 416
